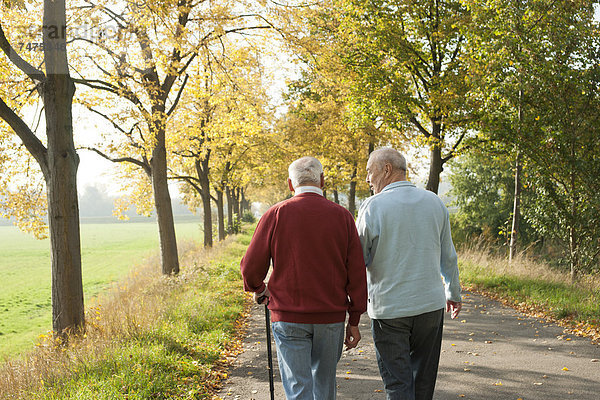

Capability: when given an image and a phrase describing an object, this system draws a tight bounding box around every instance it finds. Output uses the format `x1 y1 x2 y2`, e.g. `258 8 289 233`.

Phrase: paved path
217 292 600 399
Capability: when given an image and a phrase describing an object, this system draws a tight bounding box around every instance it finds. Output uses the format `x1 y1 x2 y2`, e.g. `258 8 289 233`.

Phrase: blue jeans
372 309 444 400
271 321 345 400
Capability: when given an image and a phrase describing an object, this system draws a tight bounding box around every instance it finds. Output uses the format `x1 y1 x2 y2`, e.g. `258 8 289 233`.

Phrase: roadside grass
0 228 253 399
458 245 600 341
0 220 202 358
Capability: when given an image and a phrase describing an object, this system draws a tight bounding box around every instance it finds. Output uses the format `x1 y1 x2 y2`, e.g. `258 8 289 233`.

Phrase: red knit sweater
241 193 367 326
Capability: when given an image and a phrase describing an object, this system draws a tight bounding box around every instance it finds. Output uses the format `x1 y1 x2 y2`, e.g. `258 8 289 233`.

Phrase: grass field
0 218 203 358
0 228 252 399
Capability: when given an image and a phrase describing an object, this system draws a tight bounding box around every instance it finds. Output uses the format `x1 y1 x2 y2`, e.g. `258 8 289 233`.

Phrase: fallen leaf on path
591 359 599 362
533 382 543 386
374 390 382 393
562 367 569 371
493 381 502 386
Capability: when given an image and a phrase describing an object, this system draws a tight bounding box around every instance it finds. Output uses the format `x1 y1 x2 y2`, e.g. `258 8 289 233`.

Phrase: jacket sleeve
440 207 461 302
355 200 375 267
240 208 276 294
345 214 368 326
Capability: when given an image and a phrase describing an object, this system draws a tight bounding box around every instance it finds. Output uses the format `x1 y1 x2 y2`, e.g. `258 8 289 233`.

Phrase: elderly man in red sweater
241 156 367 400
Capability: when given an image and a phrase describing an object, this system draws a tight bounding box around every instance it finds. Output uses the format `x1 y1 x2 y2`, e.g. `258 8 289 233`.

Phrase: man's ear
288 178 295 193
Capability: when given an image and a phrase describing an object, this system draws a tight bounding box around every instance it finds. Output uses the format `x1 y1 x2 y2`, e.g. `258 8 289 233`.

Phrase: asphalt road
216 291 600 399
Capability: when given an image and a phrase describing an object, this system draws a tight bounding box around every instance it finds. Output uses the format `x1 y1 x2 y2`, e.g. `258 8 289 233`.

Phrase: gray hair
369 147 407 172
288 156 323 188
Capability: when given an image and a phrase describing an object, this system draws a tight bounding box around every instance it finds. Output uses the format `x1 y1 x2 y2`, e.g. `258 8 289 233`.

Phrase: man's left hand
446 300 462 319
254 287 270 305
344 324 361 350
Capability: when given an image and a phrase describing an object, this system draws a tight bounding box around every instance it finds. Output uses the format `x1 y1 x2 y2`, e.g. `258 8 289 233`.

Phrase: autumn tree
0 0 84 334
169 40 272 246
329 0 474 194
273 2 398 212
72 0 270 272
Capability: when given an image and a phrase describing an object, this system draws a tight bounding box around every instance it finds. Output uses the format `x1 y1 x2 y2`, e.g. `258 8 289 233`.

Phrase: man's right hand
446 300 462 319
344 324 361 350
254 286 270 305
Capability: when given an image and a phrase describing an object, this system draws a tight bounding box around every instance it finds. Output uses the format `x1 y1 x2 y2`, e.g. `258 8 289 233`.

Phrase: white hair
288 156 323 188
369 147 407 172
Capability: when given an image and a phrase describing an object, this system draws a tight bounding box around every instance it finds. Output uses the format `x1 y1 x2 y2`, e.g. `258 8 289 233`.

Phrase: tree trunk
195 159 213 248
509 151 522 263
333 189 339 204
569 223 578 283
150 126 179 274
214 189 225 241
241 187 250 215
226 186 234 233
44 0 84 335
510 74 524 263
233 187 241 222
348 163 358 216
425 143 443 194
569 143 578 283
348 182 357 216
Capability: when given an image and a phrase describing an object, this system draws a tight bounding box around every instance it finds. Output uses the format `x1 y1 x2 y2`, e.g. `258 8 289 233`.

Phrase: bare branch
442 130 468 163
170 174 204 196
0 95 48 176
0 23 45 83
409 115 431 138
166 74 189 116
81 146 151 176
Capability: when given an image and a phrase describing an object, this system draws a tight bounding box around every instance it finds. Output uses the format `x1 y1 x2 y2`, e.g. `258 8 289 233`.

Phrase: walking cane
258 296 275 400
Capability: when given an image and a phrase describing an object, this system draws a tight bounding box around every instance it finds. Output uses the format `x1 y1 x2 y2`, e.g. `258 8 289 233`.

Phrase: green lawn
0 219 203 358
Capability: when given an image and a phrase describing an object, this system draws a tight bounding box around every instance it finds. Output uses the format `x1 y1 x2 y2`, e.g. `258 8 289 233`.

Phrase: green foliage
240 211 255 223
449 148 514 244
228 214 242 234
464 0 600 274
448 147 538 247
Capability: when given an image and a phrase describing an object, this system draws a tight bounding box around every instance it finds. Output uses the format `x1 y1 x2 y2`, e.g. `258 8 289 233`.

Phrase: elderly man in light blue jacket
356 147 462 400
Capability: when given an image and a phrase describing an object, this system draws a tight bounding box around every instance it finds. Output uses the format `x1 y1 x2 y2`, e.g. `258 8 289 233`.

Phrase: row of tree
1 0 599 338
0 0 284 336
278 0 600 280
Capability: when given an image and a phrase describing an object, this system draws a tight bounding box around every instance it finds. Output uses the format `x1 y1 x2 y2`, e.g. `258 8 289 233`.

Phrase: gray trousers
372 309 444 400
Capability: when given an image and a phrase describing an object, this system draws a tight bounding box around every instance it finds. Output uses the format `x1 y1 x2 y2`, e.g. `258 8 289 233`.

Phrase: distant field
0 218 203 359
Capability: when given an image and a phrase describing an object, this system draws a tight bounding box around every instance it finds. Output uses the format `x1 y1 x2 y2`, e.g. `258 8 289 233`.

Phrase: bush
241 211 255 223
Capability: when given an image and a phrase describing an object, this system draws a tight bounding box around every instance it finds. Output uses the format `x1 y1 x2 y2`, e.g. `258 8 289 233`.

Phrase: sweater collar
294 186 324 196
381 180 415 193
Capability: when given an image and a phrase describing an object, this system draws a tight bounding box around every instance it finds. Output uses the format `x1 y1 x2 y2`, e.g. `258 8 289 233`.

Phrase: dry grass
458 238 600 293
0 236 243 399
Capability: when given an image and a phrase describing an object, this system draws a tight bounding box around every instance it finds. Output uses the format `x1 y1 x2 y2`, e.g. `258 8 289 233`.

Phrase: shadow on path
217 292 600 399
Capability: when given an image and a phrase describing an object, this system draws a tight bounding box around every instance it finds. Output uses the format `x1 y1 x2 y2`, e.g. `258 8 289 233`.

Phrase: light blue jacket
356 181 461 319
